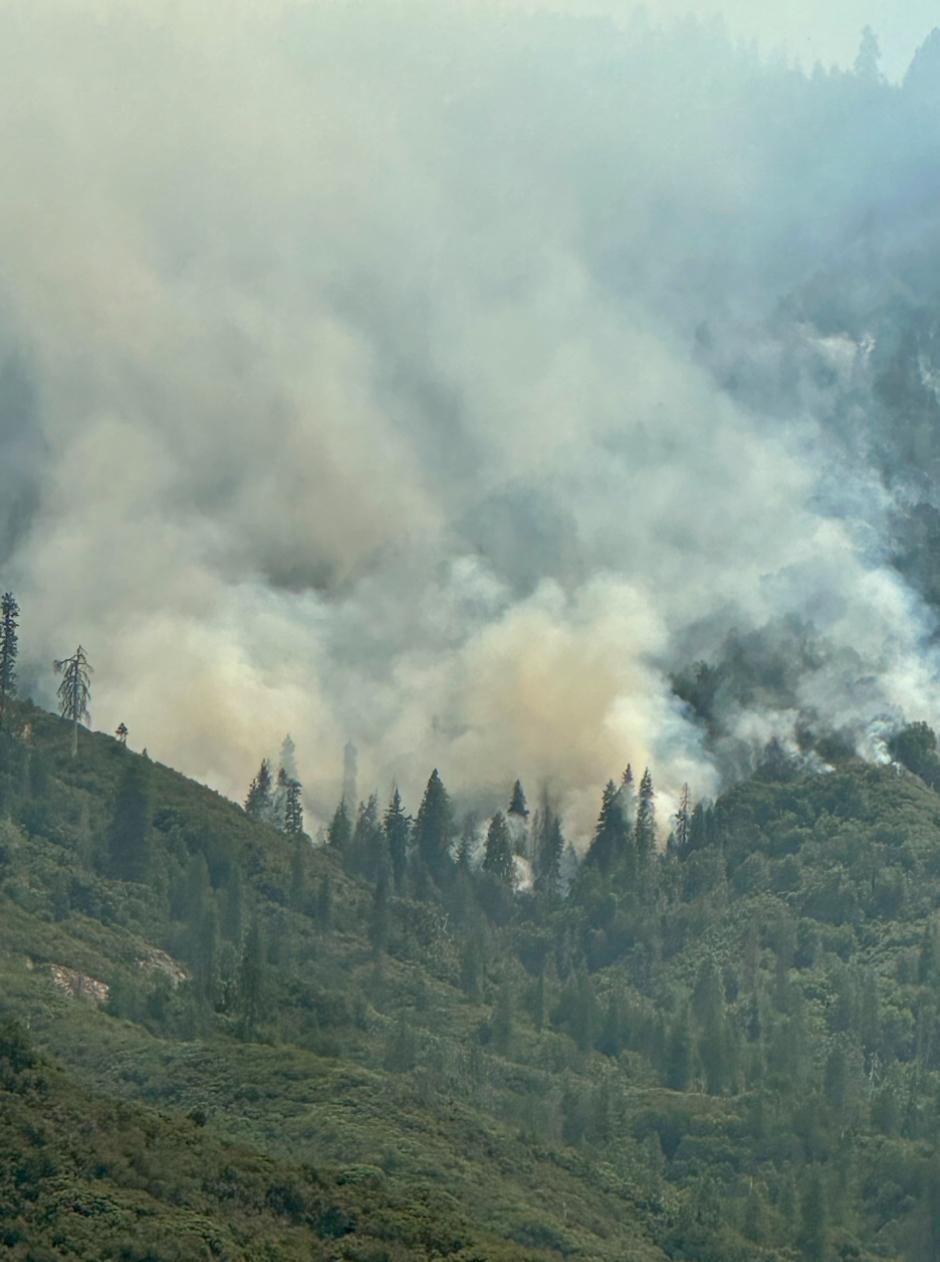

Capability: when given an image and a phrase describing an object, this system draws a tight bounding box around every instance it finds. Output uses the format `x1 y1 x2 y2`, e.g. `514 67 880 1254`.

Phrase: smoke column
1 1 939 836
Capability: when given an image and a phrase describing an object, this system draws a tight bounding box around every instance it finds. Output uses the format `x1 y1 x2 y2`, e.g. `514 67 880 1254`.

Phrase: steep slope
3 700 940 1259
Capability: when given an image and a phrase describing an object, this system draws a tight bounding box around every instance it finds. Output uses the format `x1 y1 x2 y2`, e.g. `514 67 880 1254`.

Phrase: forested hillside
3 694 940 1260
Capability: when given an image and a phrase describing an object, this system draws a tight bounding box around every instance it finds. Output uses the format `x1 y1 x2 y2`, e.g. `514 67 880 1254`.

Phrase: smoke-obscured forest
5 5 940 838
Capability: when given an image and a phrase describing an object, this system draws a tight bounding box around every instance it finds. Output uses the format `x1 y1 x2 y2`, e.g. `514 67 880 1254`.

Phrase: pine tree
352 794 386 878
0 592 19 730
635 767 656 862
533 795 564 900
482 812 515 886
672 783 691 856
115 721 128 746
244 759 274 822
414 769 454 878
384 787 409 891
327 798 351 851
273 766 289 830
585 781 629 876
284 777 304 836
620 764 636 820
508 779 528 820
54 645 92 758
456 812 477 871
106 758 152 883
854 24 881 81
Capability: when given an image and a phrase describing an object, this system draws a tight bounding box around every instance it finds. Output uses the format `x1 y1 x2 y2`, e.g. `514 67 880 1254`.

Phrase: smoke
2 0 940 838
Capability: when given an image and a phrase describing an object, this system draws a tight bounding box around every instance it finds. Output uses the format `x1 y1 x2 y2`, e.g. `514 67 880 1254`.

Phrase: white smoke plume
1 1 940 839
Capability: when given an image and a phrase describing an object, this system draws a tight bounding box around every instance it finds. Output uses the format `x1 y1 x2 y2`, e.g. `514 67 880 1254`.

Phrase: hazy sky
547 1 939 79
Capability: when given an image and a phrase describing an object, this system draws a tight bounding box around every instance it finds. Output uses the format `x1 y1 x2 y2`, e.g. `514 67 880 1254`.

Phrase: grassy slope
0 704 668 1261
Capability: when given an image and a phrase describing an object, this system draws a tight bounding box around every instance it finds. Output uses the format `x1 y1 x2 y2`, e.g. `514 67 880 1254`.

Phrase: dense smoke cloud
2 0 940 837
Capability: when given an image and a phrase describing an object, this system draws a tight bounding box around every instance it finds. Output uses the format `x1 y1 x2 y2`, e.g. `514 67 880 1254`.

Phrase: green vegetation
4 695 940 1258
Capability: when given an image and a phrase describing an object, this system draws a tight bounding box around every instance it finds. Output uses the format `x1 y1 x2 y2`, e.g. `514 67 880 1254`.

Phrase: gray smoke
2 0 940 838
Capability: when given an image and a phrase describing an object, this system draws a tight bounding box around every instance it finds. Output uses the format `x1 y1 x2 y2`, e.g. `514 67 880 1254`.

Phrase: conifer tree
414 769 454 878
620 763 636 819
672 783 691 856
327 798 351 851
585 781 629 876
854 24 881 81
115 721 128 746
273 766 289 830
482 811 515 886
352 794 386 878
54 644 92 758
106 758 152 883
244 758 274 822
635 767 656 862
533 794 564 899
508 779 528 820
0 592 19 730
384 787 409 891
284 777 304 836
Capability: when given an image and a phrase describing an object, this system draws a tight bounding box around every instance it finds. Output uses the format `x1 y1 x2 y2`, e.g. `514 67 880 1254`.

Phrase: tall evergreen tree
585 781 629 876
106 758 152 883
620 764 636 820
533 793 564 900
284 777 304 836
508 780 529 820
273 766 289 831
244 758 274 822
0 592 19 730
635 767 656 862
54 644 92 758
352 793 386 878
672 783 691 856
414 769 454 878
482 812 515 886
384 787 409 891
327 798 351 851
